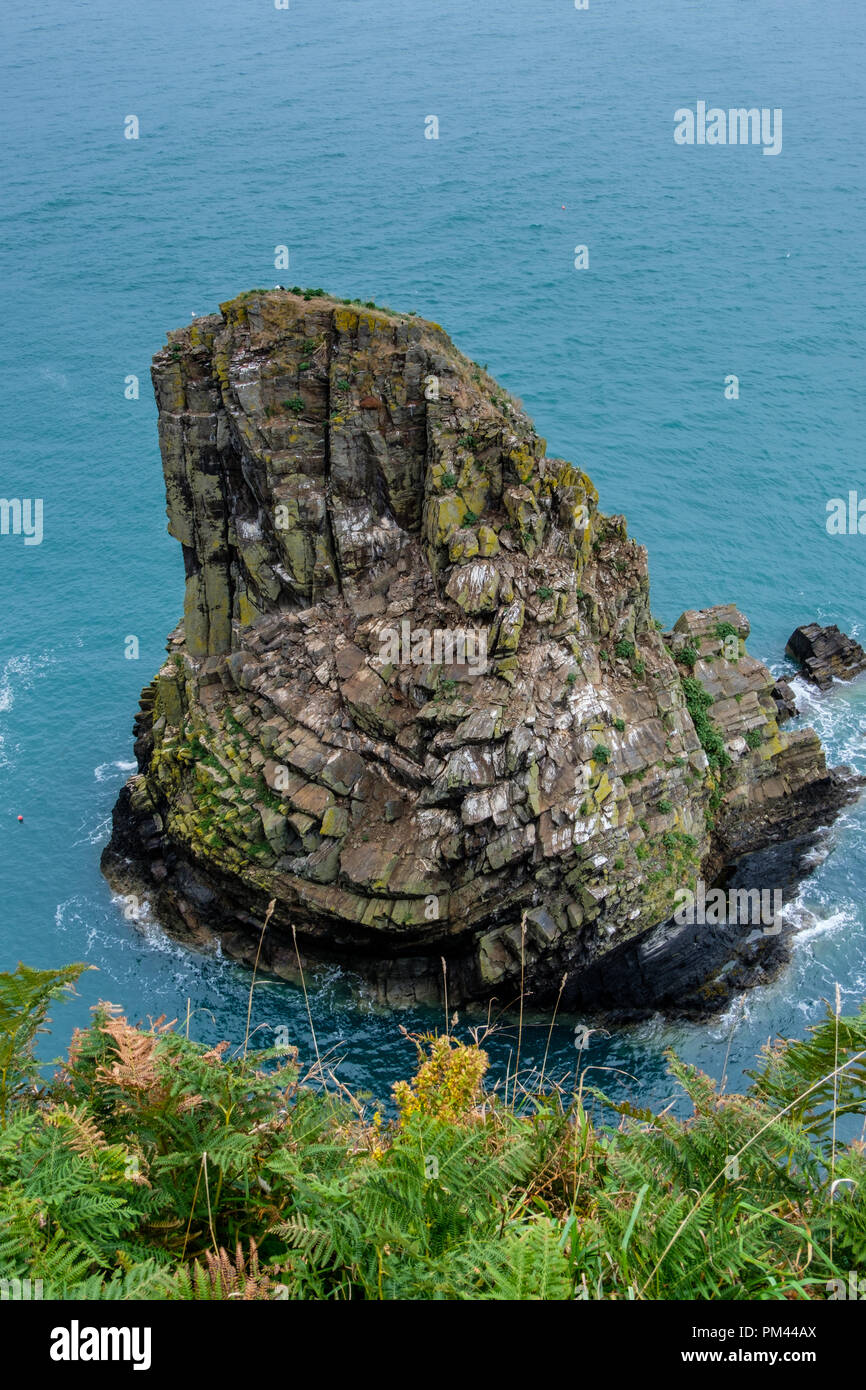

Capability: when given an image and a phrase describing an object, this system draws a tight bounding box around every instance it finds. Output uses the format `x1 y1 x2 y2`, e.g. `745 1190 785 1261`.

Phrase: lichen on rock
102 289 862 1015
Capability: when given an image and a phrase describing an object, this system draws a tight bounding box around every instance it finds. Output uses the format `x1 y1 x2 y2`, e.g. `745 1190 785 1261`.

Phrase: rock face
771 679 799 725
102 289 862 1014
786 624 866 690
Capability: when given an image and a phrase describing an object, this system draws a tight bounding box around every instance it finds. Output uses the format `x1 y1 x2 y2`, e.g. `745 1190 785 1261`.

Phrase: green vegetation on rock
681 676 731 773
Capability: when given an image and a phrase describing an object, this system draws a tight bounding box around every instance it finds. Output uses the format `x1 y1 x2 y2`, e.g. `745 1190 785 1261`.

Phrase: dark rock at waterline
786 623 866 690
550 825 858 1022
771 679 799 724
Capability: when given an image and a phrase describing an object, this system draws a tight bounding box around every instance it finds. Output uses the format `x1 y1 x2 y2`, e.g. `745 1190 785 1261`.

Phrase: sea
1 0 864 1111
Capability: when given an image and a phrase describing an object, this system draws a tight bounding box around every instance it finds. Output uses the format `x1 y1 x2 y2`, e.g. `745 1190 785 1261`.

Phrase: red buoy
17 815 23 822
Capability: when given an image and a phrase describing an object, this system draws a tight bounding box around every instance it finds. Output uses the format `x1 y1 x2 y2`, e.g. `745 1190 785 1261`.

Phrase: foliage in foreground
0 963 864 1300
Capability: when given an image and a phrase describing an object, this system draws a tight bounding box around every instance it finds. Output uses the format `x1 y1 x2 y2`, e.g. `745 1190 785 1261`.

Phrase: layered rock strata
102 290 861 1013
786 624 866 690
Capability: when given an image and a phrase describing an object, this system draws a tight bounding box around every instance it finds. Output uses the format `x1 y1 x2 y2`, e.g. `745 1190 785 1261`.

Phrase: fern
748 1001 866 1147
0 963 88 1125
2 961 866 1300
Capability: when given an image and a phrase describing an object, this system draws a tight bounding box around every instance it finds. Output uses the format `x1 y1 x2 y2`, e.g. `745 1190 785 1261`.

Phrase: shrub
681 676 731 773
745 728 763 750
661 830 697 861
592 743 611 765
393 1034 487 1122
615 639 635 660
1 962 865 1301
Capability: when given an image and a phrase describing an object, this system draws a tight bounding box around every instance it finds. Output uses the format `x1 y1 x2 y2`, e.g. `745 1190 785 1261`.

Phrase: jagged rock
771 680 799 724
101 290 863 1014
786 624 866 690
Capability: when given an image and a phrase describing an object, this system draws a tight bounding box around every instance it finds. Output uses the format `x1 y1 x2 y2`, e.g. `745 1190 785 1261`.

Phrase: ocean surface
1 0 865 1110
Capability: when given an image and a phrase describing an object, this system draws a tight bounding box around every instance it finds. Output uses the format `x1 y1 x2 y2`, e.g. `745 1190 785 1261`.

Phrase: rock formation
102 289 862 1015
770 679 799 724
786 624 866 690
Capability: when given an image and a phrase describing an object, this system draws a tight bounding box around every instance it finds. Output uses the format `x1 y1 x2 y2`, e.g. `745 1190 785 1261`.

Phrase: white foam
791 903 854 944
71 813 112 847
0 652 56 767
0 656 31 714
93 760 137 783
110 891 155 928
0 652 56 710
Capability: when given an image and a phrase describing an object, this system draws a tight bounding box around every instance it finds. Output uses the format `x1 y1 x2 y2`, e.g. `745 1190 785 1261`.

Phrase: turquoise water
2 0 865 1107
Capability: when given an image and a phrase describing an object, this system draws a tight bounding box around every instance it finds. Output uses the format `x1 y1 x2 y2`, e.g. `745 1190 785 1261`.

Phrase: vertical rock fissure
218 394 250 652
321 310 343 601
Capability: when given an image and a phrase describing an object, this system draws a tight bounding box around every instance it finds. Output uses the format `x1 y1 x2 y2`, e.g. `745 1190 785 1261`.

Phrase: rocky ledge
102 289 862 1015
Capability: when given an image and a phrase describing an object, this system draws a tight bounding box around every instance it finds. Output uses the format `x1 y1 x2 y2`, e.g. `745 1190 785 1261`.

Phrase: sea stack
102 290 862 1013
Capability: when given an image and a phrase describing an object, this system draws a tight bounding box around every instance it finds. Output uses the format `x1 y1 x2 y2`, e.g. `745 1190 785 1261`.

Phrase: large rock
101 290 862 1014
786 624 866 690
